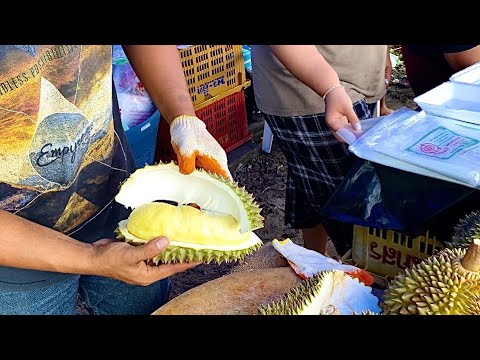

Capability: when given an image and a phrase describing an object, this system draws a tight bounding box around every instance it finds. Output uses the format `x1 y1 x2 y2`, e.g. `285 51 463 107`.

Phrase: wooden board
152 267 301 315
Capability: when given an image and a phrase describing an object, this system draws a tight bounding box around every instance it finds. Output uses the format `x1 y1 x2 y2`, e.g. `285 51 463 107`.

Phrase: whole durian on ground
257 270 380 315
382 239 480 315
115 162 264 264
447 210 480 248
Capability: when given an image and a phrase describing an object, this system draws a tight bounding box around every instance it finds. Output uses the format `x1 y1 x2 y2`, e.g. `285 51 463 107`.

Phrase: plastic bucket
125 110 161 169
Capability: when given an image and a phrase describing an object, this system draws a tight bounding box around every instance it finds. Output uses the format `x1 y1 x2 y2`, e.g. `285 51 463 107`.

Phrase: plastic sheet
352 109 480 189
112 45 156 131
322 107 480 237
321 157 477 236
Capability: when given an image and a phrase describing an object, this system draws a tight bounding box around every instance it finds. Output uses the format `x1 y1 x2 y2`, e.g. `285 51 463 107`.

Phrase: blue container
125 110 161 169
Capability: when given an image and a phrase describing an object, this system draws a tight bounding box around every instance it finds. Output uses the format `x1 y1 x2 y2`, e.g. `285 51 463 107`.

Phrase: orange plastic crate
180 45 247 107
155 88 252 163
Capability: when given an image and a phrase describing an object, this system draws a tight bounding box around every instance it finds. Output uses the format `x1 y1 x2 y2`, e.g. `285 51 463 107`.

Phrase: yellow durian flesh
115 162 263 234
121 202 251 248
114 162 264 264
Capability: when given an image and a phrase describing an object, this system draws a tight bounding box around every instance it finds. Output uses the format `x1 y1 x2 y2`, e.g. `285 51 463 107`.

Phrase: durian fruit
114 162 264 264
257 270 380 315
447 210 480 248
382 239 480 315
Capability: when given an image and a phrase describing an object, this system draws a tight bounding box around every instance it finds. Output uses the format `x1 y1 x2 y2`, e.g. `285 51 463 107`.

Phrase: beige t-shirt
251 45 388 117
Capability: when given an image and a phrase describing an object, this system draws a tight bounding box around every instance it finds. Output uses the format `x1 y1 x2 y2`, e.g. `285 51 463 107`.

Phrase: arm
121 45 196 124
380 47 394 116
270 45 341 97
385 46 392 85
0 209 197 285
444 45 480 72
269 45 360 135
122 45 231 178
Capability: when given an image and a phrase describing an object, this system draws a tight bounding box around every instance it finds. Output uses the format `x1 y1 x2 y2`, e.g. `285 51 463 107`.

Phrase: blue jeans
0 275 171 315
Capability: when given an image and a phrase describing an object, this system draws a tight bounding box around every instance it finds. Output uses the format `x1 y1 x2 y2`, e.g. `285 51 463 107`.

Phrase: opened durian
382 239 480 315
257 270 380 315
447 210 480 248
115 162 264 264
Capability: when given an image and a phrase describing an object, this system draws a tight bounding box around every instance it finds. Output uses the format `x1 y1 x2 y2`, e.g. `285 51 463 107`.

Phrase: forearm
0 210 97 275
270 45 340 97
122 45 196 124
444 46 480 71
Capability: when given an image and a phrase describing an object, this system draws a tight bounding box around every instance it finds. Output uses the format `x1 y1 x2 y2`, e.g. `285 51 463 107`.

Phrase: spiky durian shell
114 162 264 264
115 161 264 232
382 247 480 315
257 270 380 315
115 227 262 265
257 272 328 315
447 210 480 249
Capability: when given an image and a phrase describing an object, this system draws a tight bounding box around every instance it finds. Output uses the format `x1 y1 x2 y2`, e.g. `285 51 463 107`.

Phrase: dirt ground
167 56 418 301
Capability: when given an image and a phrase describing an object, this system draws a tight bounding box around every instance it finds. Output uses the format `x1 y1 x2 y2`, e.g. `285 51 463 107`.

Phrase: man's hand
91 237 199 286
324 86 361 143
170 115 232 179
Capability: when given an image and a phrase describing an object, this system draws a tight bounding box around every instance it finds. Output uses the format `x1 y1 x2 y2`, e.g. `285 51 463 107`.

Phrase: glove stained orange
170 115 232 179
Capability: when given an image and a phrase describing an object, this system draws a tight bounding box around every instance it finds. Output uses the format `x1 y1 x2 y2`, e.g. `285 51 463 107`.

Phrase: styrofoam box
449 62 480 84
414 81 480 125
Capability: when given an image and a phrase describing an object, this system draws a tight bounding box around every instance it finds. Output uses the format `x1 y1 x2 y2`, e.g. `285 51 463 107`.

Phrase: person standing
251 45 388 256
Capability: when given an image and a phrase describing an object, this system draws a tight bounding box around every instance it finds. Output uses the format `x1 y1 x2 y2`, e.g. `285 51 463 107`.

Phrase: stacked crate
351 225 445 279
155 45 252 163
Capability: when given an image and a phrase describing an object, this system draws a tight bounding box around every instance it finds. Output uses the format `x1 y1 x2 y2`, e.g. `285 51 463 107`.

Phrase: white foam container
414 81 480 125
449 62 480 84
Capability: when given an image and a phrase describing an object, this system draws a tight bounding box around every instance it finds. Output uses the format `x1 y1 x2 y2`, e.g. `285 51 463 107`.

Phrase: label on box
406 126 479 160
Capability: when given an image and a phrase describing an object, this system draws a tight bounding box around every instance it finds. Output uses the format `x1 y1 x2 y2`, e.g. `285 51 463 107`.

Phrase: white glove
170 115 232 179
272 239 374 286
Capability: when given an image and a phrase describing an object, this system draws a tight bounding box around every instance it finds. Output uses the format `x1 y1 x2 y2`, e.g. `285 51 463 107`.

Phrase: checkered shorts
263 99 376 229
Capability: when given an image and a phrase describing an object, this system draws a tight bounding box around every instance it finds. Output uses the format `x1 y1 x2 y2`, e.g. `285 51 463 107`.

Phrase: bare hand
91 237 200 286
324 87 360 142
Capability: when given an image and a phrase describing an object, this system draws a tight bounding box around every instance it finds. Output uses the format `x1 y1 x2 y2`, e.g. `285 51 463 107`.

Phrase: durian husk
447 210 480 249
115 162 264 232
115 225 262 265
257 270 380 315
114 162 264 264
382 239 480 315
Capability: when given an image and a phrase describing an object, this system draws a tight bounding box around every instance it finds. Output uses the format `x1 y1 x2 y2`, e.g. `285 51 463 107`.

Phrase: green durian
382 239 480 315
447 210 480 249
257 270 380 315
114 162 264 264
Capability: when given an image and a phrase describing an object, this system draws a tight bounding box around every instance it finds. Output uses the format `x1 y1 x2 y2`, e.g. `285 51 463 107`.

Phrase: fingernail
353 122 362 131
336 128 357 145
385 78 389 85
155 237 168 250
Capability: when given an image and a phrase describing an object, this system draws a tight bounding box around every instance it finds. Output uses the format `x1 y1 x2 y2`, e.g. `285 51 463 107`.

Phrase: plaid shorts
263 99 376 229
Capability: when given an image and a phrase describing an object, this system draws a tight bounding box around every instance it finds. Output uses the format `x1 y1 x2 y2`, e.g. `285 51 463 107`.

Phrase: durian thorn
460 238 480 272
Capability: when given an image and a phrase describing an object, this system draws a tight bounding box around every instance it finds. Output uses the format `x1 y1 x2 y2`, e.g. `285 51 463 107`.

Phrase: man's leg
79 275 171 315
0 275 79 315
302 223 329 255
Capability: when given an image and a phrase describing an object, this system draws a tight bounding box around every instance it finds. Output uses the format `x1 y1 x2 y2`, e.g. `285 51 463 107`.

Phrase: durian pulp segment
114 163 261 233
117 202 262 250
